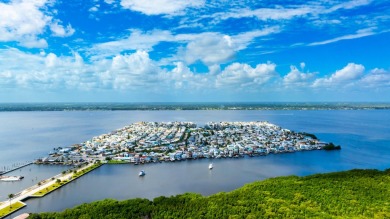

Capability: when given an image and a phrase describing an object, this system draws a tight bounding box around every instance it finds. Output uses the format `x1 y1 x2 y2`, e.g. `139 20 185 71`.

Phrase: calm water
1 110 390 217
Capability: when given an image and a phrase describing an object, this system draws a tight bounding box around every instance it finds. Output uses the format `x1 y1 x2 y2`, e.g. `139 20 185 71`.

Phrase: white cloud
215 6 313 21
4 43 388 101
309 28 376 46
90 29 174 58
360 68 390 87
91 27 280 65
0 48 165 91
183 33 235 65
89 5 99 12
326 0 372 13
232 27 281 51
0 48 92 89
300 62 305 70
283 65 315 86
108 51 163 89
120 0 205 15
0 0 75 48
50 20 75 37
181 28 280 65
0 0 50 47
216 62 277 88
166 62 208 89
207 0 373 28
313 63 365 87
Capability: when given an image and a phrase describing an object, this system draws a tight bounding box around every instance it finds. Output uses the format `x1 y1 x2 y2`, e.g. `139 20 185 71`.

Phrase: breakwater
0 162 102 218
0 162 33 176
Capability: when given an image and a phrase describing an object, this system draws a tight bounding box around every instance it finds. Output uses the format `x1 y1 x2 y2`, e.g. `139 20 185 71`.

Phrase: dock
0 162 102 219
0 162 33 176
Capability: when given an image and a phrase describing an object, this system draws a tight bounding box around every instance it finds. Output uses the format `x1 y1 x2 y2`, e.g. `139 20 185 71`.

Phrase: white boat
139 170 146 176
209 163 213 170
0 176 24 181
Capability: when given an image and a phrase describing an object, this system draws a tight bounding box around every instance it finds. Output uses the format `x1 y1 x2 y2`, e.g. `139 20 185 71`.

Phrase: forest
29 168 390 219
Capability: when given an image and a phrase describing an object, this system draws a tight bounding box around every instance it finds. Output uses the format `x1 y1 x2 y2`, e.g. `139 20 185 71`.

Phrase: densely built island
36 121 339 165
0 121 342 218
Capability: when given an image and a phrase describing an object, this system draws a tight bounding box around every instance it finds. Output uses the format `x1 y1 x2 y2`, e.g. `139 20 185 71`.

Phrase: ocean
1 110 389 217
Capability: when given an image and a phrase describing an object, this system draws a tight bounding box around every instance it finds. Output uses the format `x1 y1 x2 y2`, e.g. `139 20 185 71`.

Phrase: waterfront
1 110 390 217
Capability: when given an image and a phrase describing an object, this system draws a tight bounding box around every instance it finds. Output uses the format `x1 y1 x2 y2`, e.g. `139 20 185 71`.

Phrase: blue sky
0 0 389 102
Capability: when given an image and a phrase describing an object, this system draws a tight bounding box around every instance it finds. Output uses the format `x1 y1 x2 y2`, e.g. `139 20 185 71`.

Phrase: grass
0 201 25 218
107 160 130 164
31 163 103 197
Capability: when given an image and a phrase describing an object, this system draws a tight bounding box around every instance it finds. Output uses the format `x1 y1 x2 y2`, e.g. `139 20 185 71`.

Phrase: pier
0 162 33 176
0 162 102 218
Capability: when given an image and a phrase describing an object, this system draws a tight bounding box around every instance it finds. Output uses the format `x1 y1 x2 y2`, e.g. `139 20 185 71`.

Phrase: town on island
35 121 341 166
0 121 342 218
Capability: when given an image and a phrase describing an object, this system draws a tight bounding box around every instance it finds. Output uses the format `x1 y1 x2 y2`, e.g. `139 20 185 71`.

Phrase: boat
139 170 146 176
209 163 213 170
0 176 24 181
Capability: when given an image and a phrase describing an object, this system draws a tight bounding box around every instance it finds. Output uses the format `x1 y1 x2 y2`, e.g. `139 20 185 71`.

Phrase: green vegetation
323 142 341 150
0 201 25 218
31 163 103 197
29 168 390 219
107 160 130 164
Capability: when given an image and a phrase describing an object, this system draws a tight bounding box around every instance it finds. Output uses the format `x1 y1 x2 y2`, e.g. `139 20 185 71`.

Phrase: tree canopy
29 168 390 219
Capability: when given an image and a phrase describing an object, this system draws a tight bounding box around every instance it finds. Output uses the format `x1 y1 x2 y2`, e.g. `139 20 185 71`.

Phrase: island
36 121 339 165
1 121 343 218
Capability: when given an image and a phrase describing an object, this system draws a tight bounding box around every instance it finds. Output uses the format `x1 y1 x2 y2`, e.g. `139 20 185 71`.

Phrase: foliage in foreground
29 169 390 219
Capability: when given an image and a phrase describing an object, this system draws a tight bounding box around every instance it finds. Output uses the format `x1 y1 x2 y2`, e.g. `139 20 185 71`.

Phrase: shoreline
34 121 339 167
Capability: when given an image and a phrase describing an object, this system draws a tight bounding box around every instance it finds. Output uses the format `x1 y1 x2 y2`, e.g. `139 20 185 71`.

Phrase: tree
8 193 14 209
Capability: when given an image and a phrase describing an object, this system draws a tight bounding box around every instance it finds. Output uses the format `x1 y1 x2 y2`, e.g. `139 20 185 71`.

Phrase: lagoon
1 110 390 217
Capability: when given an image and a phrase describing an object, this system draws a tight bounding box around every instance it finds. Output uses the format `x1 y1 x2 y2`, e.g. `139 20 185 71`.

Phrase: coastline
34 121 338 167
1 102 390 111
1 110 389 217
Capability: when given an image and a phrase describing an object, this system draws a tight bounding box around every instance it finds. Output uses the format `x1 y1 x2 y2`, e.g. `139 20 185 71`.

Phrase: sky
0 0 389 102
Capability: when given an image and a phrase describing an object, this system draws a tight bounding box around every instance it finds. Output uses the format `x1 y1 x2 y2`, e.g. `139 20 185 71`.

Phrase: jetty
0 162 33 176
0 162 102 218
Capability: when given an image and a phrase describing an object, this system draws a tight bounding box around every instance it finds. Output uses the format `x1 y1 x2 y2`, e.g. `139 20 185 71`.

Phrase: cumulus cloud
120 0 205 15
108 51 162 89
360 68 390 87
0 0 75 48
216 62 277 88
166 62 209 89
313 63 365 87
1 48 277 92
0 0 50 47
3 47 387 100
183 33 235 65
50 20 75 37
283 65 315 86
0 48 90 89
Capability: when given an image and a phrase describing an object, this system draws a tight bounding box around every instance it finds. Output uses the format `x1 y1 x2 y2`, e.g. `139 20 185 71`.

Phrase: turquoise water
1 110 389 216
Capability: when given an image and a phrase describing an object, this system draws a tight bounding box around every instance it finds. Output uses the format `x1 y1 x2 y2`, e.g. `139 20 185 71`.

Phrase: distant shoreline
1 102 390 111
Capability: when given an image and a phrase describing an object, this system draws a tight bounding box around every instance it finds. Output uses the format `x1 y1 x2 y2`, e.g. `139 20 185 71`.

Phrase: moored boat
209 163 213 170
0 176 24 181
